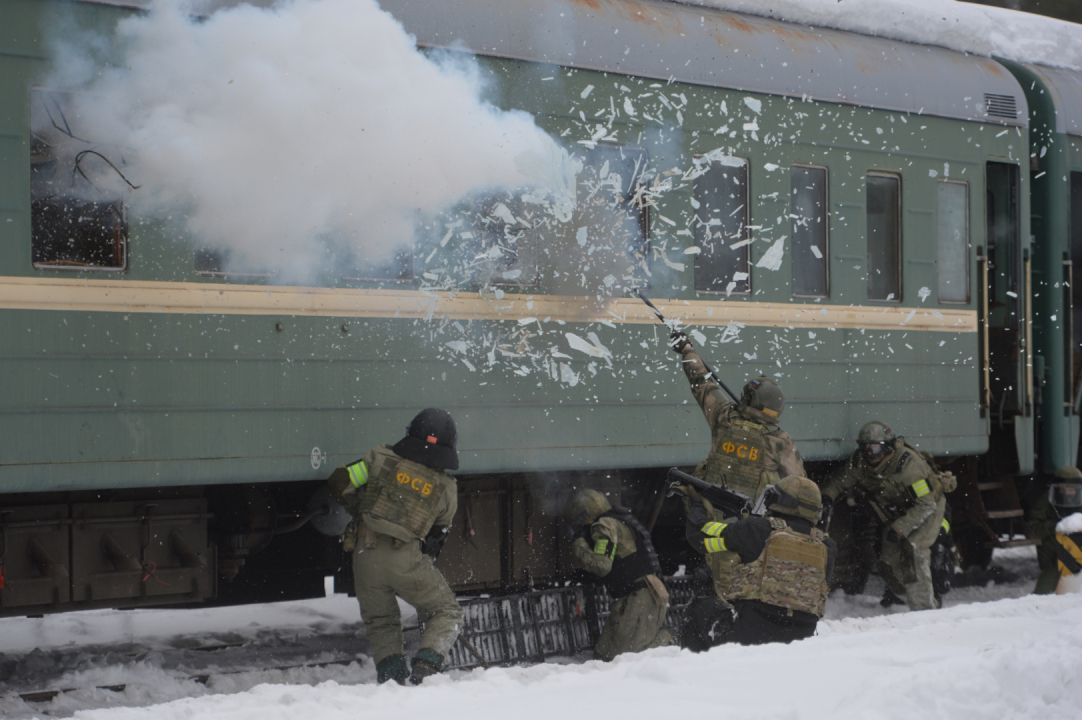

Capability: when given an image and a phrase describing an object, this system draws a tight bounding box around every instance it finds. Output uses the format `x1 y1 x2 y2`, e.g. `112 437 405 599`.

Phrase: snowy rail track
0 548 1045 719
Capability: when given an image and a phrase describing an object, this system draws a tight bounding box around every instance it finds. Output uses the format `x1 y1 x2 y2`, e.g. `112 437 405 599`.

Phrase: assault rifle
666 467 759 519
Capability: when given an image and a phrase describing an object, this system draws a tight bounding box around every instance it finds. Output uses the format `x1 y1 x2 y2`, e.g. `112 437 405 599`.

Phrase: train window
572 143 650 287
866 172 902 301
790 165 828 298
462 192 544 288
447 143 648 294
30 89 128 271
693 155 749 295
194 248 278 279
340 248 415 283
937 181 969 303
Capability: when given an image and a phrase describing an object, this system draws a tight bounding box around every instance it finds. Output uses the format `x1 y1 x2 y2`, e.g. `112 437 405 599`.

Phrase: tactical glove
886 527 904 543
421 526 450 558
670 331 691 354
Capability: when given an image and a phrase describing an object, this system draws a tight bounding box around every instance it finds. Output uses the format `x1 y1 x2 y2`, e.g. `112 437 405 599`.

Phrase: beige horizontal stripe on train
0 276 976 332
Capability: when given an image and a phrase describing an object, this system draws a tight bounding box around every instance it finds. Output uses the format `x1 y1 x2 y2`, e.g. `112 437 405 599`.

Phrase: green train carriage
0 0 1077 615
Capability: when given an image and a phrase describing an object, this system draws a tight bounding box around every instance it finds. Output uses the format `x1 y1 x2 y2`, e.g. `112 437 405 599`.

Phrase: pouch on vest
915 447 958 494
644 574 670 606
342 519 359 553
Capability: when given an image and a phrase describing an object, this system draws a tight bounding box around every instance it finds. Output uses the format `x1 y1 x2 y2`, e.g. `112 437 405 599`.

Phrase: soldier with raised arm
671 332 806 597
671 333 805 500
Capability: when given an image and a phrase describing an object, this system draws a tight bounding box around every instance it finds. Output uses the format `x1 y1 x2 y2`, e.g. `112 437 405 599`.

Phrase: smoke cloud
45 0 568 282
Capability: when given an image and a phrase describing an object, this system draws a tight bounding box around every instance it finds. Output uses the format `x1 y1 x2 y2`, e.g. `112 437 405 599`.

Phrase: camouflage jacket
571 516 638 577
821 439 940 538
681 349 804 498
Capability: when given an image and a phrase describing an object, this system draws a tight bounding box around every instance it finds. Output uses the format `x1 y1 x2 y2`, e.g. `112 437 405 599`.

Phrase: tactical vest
596 508 662 599
697 409 775 499
727 517 829 617
356 446 448 538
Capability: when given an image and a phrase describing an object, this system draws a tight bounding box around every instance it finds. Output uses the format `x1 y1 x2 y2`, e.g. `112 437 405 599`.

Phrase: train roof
1026 64 1082 137
80 0 1028 127
375 0 1027 127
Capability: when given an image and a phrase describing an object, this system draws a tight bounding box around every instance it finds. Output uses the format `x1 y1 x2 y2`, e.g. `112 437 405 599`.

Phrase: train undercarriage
0 456 1043 618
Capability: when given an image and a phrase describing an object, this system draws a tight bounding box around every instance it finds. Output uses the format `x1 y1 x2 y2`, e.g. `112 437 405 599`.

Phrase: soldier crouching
681 475 836 649
564 489 674 661
327 408 464 685
820 421 948 611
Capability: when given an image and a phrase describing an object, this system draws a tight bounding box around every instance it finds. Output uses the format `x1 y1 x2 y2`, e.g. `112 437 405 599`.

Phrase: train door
982 162 1032 473
1071 172 1082 456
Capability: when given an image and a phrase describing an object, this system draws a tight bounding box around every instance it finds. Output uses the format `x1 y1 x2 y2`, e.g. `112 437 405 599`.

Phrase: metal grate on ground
441 576 694 670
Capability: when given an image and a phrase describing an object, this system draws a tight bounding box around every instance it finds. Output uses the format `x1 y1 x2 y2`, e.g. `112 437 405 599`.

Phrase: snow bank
684 0 1082 71
71 592 1082 720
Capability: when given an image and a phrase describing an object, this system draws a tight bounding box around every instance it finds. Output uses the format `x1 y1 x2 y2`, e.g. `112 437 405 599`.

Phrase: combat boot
376 655 410 685
409 649 443 685
879 588 905 608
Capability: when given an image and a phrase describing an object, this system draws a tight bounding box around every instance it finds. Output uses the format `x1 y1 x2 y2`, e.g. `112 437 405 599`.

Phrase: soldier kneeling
564 489 674 661
682 475 836 650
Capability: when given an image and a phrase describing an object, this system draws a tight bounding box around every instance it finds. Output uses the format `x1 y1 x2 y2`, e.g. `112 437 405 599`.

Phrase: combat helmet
564 489 612 527
767 475 822 523
1049 466 1082 517
741 376 785 419
857 420 896 465
393 408 459 471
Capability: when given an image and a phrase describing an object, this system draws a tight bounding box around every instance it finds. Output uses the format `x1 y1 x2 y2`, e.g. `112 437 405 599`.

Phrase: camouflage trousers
352 533 463 666
594 586 673 661
1021 479 1060 594
879 497 946 611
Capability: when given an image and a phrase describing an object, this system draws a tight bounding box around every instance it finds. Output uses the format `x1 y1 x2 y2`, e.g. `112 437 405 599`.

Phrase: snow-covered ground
1 546 1076 719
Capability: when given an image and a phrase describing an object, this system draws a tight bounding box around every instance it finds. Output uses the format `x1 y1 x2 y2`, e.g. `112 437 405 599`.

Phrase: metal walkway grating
441 577 694 670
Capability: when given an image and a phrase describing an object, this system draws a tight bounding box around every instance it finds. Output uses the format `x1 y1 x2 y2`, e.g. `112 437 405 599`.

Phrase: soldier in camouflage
670 332 806 595
682 475 836 649
327 408 464 685
820 421 947 611
671 333 805 499
1020 466 1079 594
565 489 674 661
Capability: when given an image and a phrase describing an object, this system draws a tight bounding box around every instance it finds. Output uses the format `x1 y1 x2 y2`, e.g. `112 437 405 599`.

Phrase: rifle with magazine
666 467 761 519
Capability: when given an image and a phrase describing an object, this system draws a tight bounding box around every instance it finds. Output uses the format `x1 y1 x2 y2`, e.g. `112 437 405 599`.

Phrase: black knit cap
392 408 459 471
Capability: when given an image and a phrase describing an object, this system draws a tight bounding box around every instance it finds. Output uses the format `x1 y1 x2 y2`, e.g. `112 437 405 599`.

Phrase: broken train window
30 89 130 271
434 143 649 295
570 143 650 296
194 247 279 279
692 154 749 296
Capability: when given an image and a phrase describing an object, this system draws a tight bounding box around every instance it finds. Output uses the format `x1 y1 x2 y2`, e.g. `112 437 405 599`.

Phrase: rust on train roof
373 0 1026 126
1027 63 1082 136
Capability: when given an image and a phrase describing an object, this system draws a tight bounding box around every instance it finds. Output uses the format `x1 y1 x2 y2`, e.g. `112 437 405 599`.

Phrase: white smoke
47 0 567 282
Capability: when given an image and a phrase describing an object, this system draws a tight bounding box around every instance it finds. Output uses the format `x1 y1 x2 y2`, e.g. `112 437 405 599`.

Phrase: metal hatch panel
1025 64 1082 136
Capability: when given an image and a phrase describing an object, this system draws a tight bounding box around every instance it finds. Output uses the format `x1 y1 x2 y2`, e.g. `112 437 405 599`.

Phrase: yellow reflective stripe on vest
347 460 369 488
593 538 617 559
701 521 728 538
941 518 951 533
910 479 931 498
704 536 728 553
